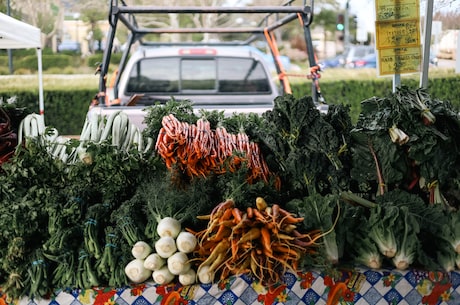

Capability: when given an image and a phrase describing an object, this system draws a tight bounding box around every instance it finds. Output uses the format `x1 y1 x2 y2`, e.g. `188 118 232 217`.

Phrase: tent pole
37 48 44 116
7 0 13 74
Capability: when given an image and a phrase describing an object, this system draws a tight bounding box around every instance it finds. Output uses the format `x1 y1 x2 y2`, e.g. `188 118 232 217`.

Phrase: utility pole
344 0 350 50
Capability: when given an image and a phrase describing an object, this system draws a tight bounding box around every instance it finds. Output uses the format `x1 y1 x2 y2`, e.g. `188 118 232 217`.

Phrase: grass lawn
0 73 99 91
0 66 456 91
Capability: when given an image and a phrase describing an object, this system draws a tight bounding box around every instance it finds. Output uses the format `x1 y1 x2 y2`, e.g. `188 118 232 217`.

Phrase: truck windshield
126 57 271 94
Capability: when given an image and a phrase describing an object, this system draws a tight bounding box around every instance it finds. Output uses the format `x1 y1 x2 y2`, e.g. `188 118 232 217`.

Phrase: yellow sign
375 0 419 22
376 19 420 49
378 46 421 75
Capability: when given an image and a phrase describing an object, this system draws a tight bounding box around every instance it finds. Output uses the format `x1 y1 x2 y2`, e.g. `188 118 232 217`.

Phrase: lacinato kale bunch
253 94 351 200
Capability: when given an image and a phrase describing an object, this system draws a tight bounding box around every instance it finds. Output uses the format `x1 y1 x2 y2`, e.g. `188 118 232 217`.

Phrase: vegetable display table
7 268 460 305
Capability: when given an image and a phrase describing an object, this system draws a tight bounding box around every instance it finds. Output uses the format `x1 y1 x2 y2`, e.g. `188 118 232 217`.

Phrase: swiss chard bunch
350 95 413 197
422 207 460 272
350 87 460 208
359 189 441 270
286 193 365 269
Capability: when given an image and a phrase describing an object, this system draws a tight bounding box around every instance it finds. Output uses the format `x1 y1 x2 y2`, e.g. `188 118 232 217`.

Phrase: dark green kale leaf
254 94 348 199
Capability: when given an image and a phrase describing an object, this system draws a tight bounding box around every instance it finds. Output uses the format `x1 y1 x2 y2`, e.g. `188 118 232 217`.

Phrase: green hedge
0 52 122 73
0 55 79 73
0 48 54 56
1 76 459 135
22 55 81 70
292 77 460 121
86 52 123 68
0 89 94 135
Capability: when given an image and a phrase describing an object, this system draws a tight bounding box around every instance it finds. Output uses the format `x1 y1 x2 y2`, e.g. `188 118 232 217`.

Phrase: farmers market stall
1 89 460 305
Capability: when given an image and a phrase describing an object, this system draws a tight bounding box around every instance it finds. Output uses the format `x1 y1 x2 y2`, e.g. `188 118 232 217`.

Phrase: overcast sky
338 0 460 34
341 0 375 33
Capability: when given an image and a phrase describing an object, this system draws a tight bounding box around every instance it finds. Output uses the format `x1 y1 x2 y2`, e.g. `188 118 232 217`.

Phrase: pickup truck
88 1 326 130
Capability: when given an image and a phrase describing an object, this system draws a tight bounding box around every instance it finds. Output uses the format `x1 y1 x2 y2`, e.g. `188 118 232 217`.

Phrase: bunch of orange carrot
154 114 270 183
189 198 322 285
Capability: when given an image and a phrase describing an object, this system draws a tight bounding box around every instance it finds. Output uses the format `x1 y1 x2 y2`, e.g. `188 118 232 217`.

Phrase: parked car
57 40 81 53
350 53 377 69
318 54 344 69
429 52 438 66
343 45 375 68
93 40 106 52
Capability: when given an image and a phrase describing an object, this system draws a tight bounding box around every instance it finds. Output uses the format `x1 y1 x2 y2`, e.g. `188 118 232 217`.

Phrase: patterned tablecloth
4 268 460 305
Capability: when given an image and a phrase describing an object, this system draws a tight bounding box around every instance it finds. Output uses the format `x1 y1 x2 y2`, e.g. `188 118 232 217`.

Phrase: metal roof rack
98 0 325 106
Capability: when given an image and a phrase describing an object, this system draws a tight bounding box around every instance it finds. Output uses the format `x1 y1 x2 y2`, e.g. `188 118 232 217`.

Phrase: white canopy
0 12 44 115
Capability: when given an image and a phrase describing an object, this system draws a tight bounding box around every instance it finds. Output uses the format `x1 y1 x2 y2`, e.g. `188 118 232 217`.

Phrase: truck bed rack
98 0 324 106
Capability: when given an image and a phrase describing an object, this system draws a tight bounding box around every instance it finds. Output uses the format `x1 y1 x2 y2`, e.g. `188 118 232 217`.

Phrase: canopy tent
0 12 44 115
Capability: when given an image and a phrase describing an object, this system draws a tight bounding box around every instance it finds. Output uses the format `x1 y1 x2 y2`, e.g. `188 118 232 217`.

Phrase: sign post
419 0 434 88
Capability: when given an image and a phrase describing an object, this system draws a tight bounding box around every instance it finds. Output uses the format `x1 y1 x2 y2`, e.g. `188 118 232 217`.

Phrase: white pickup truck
88 1 326 130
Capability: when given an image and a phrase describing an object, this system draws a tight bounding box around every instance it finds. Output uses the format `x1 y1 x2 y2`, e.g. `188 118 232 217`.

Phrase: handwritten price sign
375 0 419 21
378 46 421 75
375 0 421 75
376 19 420 49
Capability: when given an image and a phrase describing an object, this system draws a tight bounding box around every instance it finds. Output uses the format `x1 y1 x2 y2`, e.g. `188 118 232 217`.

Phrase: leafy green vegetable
133 171 216 240
412 199 459 272
437 249 456 272
352 236 383 269
76 249 99 289
254 95 349 199
49 251 78 290
23 249 50 299
95 226 126 286
0 129 160 298
440 209 460 255
391 206 420 270
351 87 460 208
143 99 198 141
350 95 412 196
2 86 460 298
368 204 398 259
287 193 361 268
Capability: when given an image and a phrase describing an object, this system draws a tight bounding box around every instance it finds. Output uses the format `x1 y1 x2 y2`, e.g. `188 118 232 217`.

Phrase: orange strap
108 69 118 89
104 69 120 106
264 28 292 95
297 13 302 25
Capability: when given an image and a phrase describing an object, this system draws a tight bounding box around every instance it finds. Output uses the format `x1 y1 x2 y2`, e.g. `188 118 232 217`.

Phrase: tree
433 11 460 30
131 0 250 42
8 0 63 48
78 1 106 53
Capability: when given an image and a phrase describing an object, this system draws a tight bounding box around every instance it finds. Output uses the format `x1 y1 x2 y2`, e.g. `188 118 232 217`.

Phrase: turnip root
152 266 175 285
125 258 152 283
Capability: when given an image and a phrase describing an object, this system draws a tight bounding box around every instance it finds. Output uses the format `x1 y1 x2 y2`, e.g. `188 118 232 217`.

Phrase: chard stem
368 139 386 195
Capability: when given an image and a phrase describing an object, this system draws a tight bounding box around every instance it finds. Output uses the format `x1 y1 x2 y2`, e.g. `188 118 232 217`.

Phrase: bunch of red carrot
155 113 270 183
